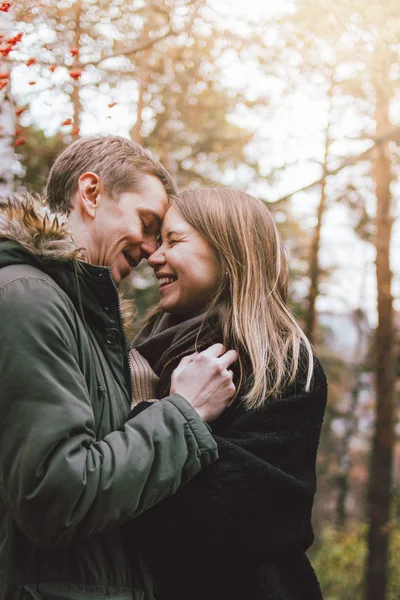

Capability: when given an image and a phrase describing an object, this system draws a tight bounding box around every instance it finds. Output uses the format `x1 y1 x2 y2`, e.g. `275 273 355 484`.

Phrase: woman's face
148 207 220 316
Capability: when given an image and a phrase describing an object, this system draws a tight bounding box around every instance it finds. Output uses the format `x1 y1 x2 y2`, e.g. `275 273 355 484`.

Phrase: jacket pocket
20 583 144 600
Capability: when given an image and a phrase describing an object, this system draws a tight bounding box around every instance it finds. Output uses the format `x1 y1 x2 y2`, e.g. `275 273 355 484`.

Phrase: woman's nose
148 245 165 267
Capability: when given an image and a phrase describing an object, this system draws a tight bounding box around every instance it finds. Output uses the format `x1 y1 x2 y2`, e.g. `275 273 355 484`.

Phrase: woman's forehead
161 206 190 234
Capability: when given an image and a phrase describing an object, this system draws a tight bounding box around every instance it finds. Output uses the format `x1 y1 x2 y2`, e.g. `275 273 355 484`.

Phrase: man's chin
117 272 134 286
110 269 123 286
111 261 132 285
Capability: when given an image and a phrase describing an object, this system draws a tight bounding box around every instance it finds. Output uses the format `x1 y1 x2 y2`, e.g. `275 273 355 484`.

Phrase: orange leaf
26 57 36 67
14 137 27 147
69 69 82 80
72 127 80 135
6 32 23 45
108 102 117 108
70 47 79 57
15 107 27 116
0 72 9 79
0 45 12 57
0 2 11 12
49 64 57 73
61 118 72 126
28 81 36 85
0 80 7 90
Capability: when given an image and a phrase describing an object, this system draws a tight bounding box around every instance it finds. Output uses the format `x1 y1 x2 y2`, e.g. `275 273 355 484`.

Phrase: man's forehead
137 173 168 197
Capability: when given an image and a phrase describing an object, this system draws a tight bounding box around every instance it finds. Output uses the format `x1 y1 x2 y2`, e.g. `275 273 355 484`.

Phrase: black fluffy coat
129 313 327 600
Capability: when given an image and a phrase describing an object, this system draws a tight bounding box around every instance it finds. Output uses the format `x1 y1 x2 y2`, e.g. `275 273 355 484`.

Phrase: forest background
0 1 399 599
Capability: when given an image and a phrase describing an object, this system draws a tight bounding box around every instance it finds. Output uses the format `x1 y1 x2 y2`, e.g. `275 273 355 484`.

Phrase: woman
128 187 327 600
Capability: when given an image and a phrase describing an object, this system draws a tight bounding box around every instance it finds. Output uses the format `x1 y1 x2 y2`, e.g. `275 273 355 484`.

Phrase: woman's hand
170 343 237 423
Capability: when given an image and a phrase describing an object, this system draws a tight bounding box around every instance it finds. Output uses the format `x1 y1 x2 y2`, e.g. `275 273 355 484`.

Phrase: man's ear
76 172 103 219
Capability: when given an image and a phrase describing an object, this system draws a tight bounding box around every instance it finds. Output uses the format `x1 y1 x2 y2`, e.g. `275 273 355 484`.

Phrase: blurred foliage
120 262 159 338
140 35 255 186
11 0 257 188
312 525 400 600
14 127 64 194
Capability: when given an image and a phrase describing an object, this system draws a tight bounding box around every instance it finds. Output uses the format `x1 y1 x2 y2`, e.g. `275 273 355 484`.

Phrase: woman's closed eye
159 234 186 247
167 238 181 247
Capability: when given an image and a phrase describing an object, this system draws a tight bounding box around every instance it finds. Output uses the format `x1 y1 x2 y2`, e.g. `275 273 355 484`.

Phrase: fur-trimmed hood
0 192 81 261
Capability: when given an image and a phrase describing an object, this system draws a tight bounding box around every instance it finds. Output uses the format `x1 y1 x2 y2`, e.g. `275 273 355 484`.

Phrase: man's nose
141 235 159 260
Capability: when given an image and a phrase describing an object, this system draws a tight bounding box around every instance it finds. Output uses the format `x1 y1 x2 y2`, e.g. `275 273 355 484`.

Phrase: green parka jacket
0 196 218 600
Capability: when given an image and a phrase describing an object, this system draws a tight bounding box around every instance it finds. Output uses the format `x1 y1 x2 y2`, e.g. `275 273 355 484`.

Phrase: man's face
88 174 168 285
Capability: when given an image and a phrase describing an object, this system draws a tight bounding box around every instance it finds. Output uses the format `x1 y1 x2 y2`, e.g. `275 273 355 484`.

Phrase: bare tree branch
77 28 175 68
75 0 205 70
268 158 324 177
273 126 400 203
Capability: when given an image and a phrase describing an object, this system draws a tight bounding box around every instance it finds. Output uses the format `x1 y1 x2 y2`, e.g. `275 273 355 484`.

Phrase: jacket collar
0 193 81 262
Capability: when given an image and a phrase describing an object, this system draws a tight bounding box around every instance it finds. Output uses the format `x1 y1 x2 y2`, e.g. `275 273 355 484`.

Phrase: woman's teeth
159 276 176 287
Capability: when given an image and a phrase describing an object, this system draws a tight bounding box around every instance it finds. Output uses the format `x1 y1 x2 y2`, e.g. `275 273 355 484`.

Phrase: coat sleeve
130 361 327 560
0 275 217 549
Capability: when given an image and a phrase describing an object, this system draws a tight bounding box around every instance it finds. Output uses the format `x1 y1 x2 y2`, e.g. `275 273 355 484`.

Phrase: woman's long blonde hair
172 187 314 410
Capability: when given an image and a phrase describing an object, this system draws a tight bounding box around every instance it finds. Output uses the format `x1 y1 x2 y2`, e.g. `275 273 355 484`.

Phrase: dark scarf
132 310 244 431
133 311 220 377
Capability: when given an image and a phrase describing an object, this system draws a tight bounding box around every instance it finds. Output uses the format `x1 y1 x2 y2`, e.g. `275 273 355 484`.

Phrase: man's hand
170 343 238 423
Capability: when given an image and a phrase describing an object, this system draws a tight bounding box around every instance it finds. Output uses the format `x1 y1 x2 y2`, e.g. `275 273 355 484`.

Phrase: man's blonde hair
173 187 314 409
46 135 177 213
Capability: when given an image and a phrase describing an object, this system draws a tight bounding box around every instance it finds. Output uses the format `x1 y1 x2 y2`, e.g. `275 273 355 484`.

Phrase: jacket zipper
107 267 133 403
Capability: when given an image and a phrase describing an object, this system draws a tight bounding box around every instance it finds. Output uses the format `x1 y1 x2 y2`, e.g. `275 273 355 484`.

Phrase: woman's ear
76 172 103 219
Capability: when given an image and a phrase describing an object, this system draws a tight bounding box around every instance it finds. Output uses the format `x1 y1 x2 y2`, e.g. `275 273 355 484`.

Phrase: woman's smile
157 273 178 289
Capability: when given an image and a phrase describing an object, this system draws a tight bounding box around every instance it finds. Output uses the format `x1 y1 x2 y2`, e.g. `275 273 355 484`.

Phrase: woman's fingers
194 343 238 368
174 352 199 377
218 349 238 369
198 343 225 358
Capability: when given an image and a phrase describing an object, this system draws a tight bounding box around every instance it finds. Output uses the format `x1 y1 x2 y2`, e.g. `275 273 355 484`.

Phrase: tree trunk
335 309 368 529
130 20 151 144
0 10 15 198
364 56 396 600
0 83 14 199
158 54 178 182
305 177 327 343
71 0 83 132
336 383 361 529
305 74 334 343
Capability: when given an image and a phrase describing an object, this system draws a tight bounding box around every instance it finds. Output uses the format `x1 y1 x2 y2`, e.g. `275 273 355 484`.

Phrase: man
0 135 237 599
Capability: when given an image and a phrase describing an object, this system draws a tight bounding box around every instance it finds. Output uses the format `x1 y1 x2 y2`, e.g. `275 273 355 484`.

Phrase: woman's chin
159 297 177 313
160 302 205 320
159 298 188 316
